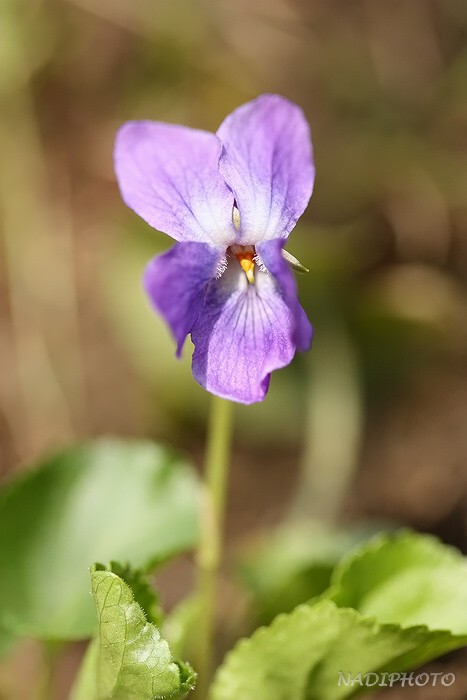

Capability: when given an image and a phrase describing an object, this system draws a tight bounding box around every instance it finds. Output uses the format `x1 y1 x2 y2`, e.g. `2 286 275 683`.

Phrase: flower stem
195 396 234 698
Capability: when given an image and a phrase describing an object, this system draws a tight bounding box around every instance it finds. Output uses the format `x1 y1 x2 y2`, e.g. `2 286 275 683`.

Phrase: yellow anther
237 251 255 284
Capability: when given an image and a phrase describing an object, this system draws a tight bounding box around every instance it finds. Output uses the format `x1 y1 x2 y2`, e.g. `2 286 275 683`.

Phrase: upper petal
191 249 312 404
144 241 224 355
115 122 236 245
216 94 315 244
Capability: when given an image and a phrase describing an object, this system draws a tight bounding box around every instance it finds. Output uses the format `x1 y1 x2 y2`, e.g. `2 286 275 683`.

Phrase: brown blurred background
1 0 467 697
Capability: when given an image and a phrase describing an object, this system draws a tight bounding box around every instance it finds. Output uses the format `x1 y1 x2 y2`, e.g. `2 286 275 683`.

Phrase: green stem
195 396 234 698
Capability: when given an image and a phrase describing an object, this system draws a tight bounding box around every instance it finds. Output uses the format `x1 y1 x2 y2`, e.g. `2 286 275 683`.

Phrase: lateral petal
115 122 236 245
257 238 313 352
143 242 224 355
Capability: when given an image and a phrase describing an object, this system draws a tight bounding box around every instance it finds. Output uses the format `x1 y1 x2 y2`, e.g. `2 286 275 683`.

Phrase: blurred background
1 0 467 697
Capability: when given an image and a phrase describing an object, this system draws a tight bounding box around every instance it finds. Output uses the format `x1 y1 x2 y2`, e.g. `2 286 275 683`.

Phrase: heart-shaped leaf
210 602 467 700
0 439 200 640
328 530 467 632
210 532 467 700
92 565 196 700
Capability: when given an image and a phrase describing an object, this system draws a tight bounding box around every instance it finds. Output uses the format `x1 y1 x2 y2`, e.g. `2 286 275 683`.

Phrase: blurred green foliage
212 532 467 700
0 439 200 639
239 521 375 626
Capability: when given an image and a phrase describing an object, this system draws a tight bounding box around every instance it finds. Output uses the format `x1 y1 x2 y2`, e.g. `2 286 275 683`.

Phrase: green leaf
211 532 467 700
327 530 467 632
239 522 374 625
69 639 100 700
210 600 467 700
92 565 196 700
0 439 200 640
95 562 163 628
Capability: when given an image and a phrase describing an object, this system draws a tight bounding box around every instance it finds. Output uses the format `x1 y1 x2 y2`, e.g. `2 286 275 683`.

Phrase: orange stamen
236 251 255 284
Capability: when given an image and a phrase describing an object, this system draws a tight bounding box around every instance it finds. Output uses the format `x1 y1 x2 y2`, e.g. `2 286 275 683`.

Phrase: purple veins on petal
114 122 236 246
191 241 312 404
217 94 315 244
143 242 224 356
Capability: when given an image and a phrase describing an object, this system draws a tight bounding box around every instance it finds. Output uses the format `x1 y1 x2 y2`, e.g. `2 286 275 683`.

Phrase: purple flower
114 94 314 404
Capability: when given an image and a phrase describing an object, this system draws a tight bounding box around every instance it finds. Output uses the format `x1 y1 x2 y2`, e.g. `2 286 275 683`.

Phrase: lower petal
191 255 312 404
143 242 223 355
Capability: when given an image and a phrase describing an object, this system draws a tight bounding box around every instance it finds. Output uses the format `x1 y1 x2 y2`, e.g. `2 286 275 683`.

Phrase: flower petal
115 122 236 245
144 242 224 355
191 245 312 404
216 94 314 244
257 238 313 352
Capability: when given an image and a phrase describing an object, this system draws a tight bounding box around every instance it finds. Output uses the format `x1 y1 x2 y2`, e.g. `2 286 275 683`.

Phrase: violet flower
114 94 314 404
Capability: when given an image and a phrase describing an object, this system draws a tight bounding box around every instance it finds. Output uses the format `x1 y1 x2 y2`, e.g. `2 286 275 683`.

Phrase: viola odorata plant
3 92 467 700
114 94 315 404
